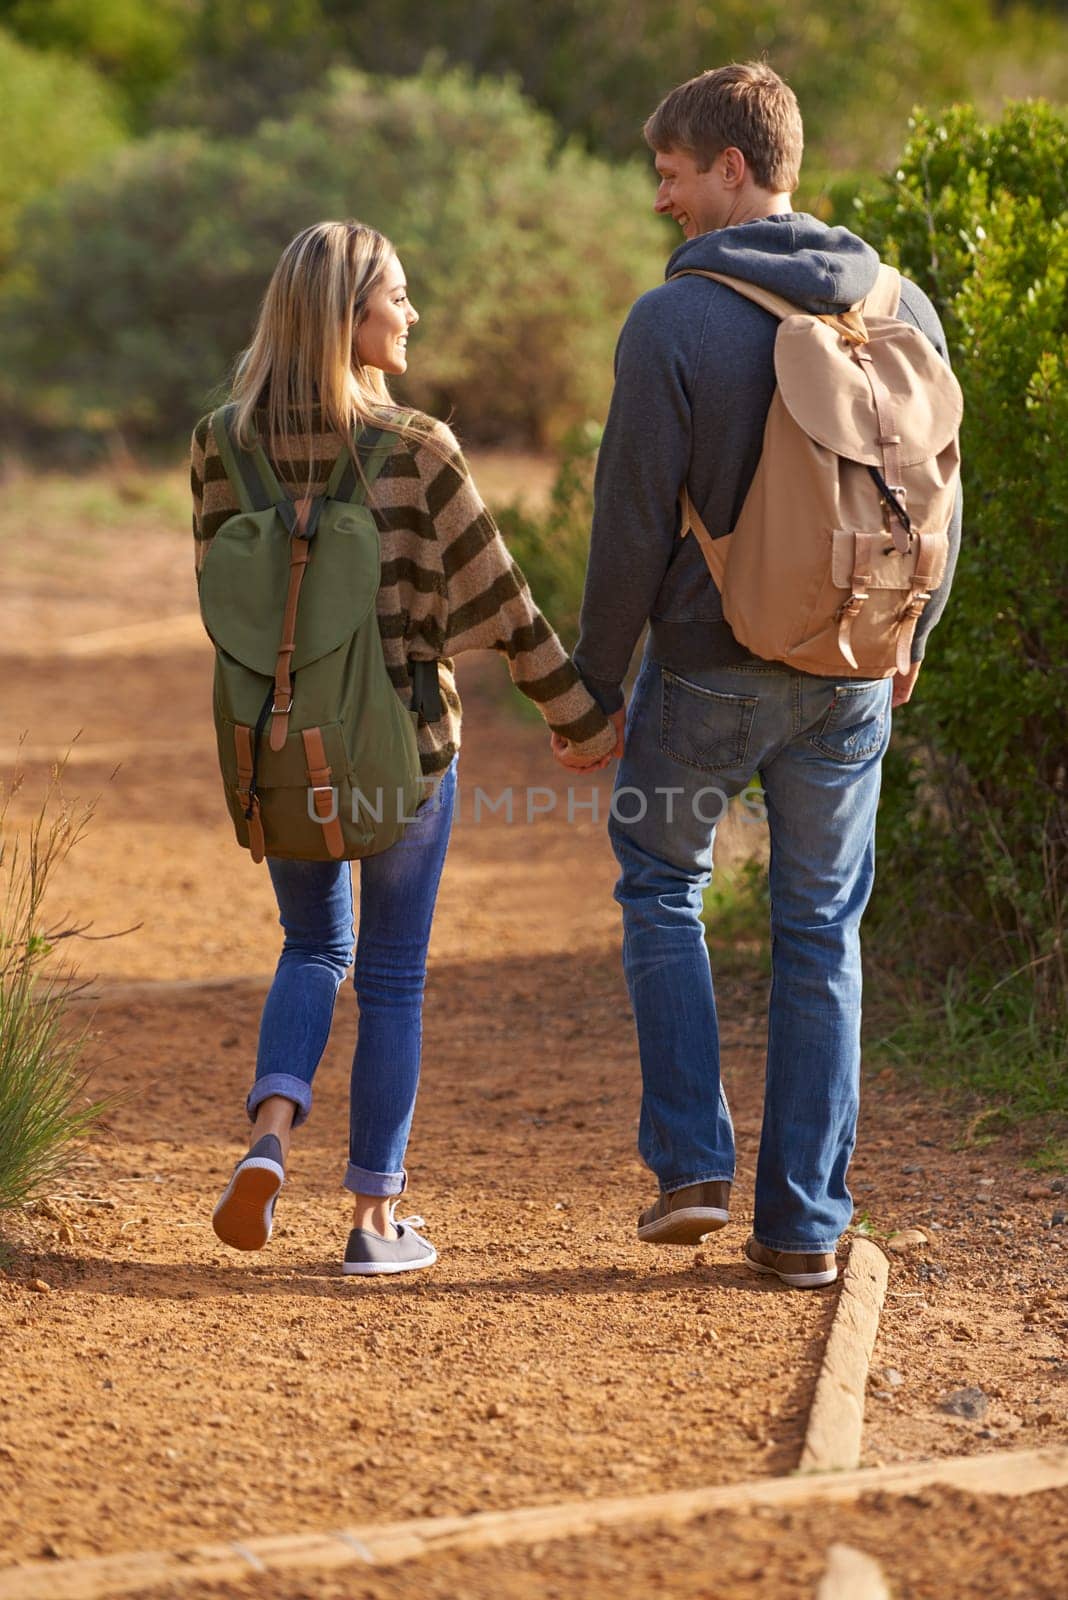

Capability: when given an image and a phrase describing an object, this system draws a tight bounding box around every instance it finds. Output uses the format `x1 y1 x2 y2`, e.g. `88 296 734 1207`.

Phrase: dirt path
1 490 1065 1597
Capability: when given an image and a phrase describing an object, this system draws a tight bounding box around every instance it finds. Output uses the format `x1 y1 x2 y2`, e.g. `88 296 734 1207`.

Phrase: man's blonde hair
644 62 803 193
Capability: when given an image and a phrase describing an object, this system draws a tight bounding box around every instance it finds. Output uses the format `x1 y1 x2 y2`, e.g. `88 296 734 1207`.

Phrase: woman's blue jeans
247 758 457 1197
609 655 893 1253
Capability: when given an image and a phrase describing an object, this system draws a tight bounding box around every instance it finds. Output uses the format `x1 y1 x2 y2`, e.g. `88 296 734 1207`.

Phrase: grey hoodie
574 213 962 713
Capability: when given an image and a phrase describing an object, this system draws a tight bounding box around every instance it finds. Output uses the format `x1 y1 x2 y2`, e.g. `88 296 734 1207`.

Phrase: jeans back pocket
808 680 891 764
659 669 758 773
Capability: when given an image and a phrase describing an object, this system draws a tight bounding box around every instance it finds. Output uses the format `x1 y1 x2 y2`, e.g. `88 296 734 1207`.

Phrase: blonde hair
231 219 439 490
644 62 803 194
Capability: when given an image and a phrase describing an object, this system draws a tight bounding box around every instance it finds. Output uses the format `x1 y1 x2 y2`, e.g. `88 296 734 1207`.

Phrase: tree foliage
854 102 1068 1015
0 27 124 260
3 0 1066 181
0 0 190 121
0 65 664 446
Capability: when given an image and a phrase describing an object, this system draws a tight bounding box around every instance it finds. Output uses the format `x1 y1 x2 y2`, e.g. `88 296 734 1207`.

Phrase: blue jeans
609 655 892 1252
247 758 457 1197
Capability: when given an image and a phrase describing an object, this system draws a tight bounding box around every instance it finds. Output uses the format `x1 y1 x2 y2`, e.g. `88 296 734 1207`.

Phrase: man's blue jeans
609 655 892 1252
247 758 457 1197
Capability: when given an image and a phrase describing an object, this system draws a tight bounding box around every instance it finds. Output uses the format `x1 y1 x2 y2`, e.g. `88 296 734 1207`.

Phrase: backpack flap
198 502 380 678
773 317 963 468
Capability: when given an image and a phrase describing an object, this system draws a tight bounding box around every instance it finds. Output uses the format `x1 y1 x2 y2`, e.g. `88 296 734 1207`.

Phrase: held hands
550 706 626 771
550 669 917 772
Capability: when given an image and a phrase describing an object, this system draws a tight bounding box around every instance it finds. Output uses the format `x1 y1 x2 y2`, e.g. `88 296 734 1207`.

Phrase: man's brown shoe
743 1236 838 1289
637 1181 730 1244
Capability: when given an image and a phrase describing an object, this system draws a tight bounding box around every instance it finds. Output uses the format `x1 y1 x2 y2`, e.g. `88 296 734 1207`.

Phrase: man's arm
573 290 693 713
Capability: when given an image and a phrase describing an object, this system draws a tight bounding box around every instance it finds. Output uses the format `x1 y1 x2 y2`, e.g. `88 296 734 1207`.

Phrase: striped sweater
190 408 616 778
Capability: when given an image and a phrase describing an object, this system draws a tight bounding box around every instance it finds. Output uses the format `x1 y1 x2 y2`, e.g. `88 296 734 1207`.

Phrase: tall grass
864 793 1067 1166
0 763 107 1215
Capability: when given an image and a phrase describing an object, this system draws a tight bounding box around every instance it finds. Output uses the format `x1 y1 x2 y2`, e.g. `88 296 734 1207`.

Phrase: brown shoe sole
212 1163 282 1252
637 1206 730 1245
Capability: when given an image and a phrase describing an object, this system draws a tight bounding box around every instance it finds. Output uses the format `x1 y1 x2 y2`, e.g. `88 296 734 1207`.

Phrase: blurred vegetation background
0 0 1064 1154
2 0 1067 450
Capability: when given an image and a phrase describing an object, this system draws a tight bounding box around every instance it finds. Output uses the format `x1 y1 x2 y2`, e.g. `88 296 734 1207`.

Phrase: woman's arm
425 426 616 762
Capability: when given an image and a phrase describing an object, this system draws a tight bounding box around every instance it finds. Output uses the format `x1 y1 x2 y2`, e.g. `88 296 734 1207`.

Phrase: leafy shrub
0 63 664 448
0 27 124 261
0 768 107 1217
329 1 1068 184
852 103 1067 1134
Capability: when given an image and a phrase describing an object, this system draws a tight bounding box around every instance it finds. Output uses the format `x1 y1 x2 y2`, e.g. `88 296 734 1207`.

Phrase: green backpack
197 405 426 863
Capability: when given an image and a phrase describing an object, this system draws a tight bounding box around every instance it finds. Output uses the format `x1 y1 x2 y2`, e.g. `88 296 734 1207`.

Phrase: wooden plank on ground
816 1543 891 1599
800 1235 890 1473
1 1447 1063 1600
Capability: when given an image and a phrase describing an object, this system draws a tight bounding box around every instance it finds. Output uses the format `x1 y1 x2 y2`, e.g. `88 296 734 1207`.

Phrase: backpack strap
861 264 902 319
669 267 804 321
678 487 728 585
671 264 902 322
894 532 941 675
327 424 398 504
268 529 313 750
302 727 345 859
233 724 267 863
267 424 398 753
211 404 292 517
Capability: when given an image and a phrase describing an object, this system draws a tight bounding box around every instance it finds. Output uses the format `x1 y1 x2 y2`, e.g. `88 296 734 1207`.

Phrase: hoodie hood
665 213 879 315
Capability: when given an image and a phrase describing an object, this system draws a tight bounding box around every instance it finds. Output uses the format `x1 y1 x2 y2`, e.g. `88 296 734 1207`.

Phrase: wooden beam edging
800 1235 890 1474
1 1448 1065 1600
816 1543 891 1600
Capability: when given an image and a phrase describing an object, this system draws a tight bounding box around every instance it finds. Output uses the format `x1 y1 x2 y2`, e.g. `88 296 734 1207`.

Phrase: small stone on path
939 1386 989 1420
886 1228 928 1253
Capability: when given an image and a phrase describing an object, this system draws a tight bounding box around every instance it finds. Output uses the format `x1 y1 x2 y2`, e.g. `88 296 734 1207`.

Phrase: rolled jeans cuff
246 1073 312 1129
753 1232 842 1254
343 1162 406 1198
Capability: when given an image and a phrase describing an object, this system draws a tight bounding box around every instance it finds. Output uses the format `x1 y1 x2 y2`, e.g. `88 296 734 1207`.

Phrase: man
554 62 960 1288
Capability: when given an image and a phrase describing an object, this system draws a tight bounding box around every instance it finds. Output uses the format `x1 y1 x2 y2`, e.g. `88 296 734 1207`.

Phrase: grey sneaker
342 1208 437 1276
637 1180 731 1244
212 1134 285 1251
743 1235 838 1289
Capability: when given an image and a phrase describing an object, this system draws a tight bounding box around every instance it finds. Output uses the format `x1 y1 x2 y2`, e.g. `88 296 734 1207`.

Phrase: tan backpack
675 265 963 677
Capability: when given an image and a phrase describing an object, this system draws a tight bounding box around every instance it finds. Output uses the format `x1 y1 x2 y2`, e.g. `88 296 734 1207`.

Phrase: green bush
0 27 124 262
328 1 1068 186
0 0 192 123
0 769 107 1218
0 63 664 448
852 103 1067 1139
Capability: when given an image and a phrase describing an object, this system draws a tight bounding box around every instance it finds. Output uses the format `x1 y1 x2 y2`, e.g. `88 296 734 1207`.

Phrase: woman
192 221 617 1276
